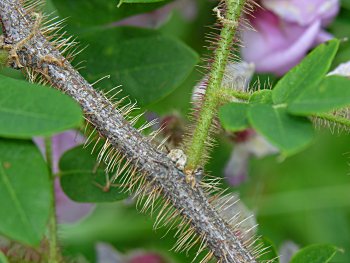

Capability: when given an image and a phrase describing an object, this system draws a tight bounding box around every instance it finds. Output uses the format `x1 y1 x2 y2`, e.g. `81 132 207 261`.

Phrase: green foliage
341 0 350 10
0 251 9 263
77 27 198 106
119 0 165 5
248 104 314 155
240 132 350 262
0 139 51 245
290 244 339 263
288 76 350 115
219 39 350 156
53 0 198 107
0 75 83 138
272 40 339 104
0 67 24 80
249 89 273 104
220 88 314 155
329 8 350 65
60 202 183 262
218 102 249 132
59 145 128 202
52 0 171 28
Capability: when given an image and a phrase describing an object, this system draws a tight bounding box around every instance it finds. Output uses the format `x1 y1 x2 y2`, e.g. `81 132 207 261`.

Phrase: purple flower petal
279 241 300 263
128 252 166 263
242 10 321 75
33 130 95 224
262 0 339 26
55 178 95 224
33 130 84 174
242 0 339 75
113 0 197 28
95 244 168 263
51 130 85 174
224 147 249 186
314 29 333 45
225 131 278 186
96 243 124 263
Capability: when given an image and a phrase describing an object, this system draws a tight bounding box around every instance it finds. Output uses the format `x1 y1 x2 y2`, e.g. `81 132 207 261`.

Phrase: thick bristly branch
0 1 256 262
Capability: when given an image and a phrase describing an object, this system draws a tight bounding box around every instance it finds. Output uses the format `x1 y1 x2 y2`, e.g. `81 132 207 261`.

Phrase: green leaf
59 145 128 202
0 75 83 139
341 0 350 10
0 50 8 68
218 102 249 132
290 244 339 263
248 104 314 155
250 89 273 104
119 0 165 5
273 40 340 104
288 76 350 115
0 139 51 245
78 27 198 106
0 67 25 80
0 251 9 263
52 0 171 28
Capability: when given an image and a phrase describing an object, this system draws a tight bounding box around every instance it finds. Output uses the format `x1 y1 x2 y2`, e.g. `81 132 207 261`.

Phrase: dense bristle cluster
79 89 272 262
17 1 83 85
21 0 44 12
81 121 219 260
312 108 350 134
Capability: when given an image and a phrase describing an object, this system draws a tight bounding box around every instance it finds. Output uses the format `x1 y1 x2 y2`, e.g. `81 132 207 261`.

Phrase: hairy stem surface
185 0 246 171
220 88 252 101
313 112 350 129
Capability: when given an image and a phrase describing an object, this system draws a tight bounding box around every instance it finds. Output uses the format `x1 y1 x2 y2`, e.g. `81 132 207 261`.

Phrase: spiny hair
312 108 350 134
9 0 277 262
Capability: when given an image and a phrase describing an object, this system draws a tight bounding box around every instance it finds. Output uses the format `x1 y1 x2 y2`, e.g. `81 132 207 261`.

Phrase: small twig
220 88 252 101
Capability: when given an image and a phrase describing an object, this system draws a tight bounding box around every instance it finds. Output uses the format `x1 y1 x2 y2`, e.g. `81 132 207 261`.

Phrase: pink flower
241 0 339 75
224 130 278 186
34 131 95 224
95 243 168 263
128 253 166 263
114 0 197 28
263 0 339 26
279 241 299 263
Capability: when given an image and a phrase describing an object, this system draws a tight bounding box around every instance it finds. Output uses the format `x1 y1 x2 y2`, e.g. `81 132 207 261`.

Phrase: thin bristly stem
313 112 350 129
185 0 246 171
220 87 251 101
